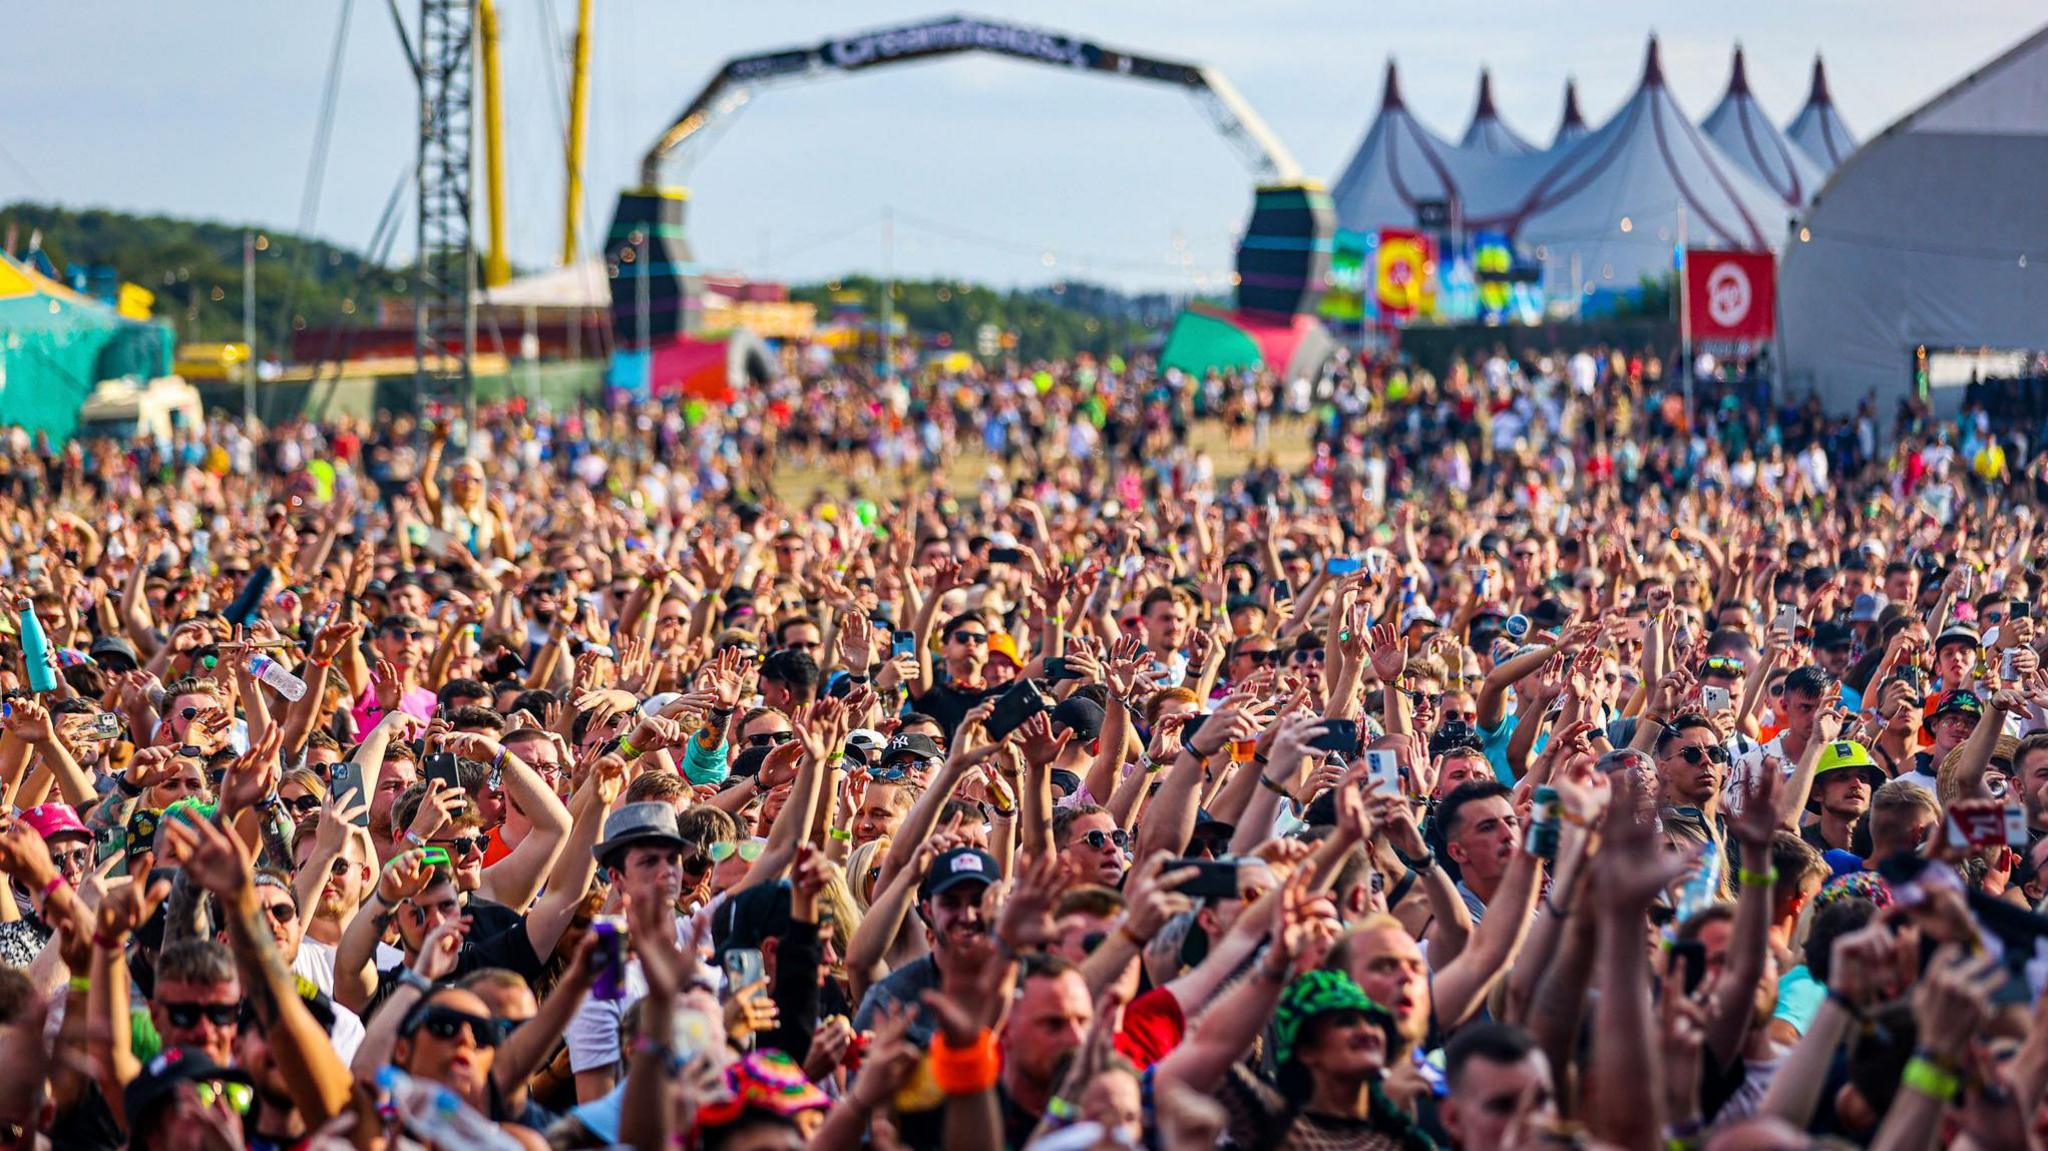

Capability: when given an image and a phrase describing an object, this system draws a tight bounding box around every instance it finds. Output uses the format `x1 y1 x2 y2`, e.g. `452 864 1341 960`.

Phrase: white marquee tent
1328 62 1466 236
1459 69 1537 156
1779 23 2048 415
1785 55 1858 173
1702 46 1827 207
1551 79 1590 149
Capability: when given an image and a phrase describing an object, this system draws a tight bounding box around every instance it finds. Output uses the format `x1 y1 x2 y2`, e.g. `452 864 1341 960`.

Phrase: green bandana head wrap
1272 969 1396 1067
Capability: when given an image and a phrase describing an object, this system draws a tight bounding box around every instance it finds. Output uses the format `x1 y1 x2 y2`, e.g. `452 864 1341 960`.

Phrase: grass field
764 418 1320 505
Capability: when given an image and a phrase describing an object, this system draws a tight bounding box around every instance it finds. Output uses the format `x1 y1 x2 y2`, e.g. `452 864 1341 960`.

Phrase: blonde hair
846 837 891 911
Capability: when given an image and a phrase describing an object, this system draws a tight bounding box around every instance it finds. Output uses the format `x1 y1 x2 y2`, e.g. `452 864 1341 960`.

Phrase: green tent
0 253 171 441
1158 307 1264 376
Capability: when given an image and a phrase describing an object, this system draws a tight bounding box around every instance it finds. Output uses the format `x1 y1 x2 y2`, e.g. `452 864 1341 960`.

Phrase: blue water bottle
20 601 56 694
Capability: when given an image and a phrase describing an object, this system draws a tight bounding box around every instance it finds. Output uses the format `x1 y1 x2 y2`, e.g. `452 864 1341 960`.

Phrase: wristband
92 931 125 951
826 751 847 766
1825 990 1866 1021
40 874 65 901
929 1029 1000 1095
1045 1096 1078 1121
633 1034 684 1075
397 968 435 994
1738 867 1778 889
67 975 89 995
402 830 427 849
617 736 642 762
1257 773 1291 797
1116 921 1148 949
116 774 144 797
1902 1055 1961 1102
828 828 852 842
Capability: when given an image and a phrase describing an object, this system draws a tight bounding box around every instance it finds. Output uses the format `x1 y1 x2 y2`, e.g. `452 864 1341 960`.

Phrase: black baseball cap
919 847 1000 901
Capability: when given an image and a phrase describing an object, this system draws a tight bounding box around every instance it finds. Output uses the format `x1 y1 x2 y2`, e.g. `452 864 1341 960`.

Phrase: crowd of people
0 343 2041 1151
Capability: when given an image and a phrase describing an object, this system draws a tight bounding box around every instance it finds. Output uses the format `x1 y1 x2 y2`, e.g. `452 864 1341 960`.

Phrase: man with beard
997 955 1093 1146
1656 714 1731 851
852 846 1000 1044
566 802 690 1102
1801 741 1883 856
244 872 365 1064
288 807 374 996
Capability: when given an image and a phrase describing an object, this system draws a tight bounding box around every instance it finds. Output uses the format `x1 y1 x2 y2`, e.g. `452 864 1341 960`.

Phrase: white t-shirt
293 939 336 996
565 912 698 1075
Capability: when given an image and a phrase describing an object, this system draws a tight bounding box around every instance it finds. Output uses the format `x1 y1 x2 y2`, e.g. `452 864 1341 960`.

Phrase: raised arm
448 735 572 911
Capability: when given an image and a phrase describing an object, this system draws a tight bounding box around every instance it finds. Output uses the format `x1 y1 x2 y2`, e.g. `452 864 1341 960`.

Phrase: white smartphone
1363 749 1402 796
1773 604 1799 634
1702 685 1732 714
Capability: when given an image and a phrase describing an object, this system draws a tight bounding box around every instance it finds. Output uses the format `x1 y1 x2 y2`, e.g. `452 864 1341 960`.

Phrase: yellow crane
474 0 593 287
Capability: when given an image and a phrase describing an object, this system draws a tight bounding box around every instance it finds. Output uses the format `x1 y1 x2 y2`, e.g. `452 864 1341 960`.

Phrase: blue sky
1 2 2038 291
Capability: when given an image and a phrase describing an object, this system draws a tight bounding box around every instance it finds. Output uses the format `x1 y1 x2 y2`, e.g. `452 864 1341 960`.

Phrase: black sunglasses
1238 650 1280 665
163 1001 241 1028
745 731 795 748
1670 745 1729 766
1291 649 1326 665
408 1005 501 1047
433 834 489 857
282 794 322 815
1080 828 1130 851
951 630 989 645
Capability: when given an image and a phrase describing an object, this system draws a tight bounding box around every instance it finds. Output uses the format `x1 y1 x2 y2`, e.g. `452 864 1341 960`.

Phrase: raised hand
1121 852 1198 944
993 851 1061 954
1366 621 1405 683
162 815 256 900
377 847 436 906
411 914 470 982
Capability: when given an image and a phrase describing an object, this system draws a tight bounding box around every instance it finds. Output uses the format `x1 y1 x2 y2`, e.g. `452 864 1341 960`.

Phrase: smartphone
2013 601 2033 620
1272 578 1293 602
1671 938 1708 994
989 546 1027 566
1325 557 1363 577
90 712 123 741
1045 657 1084 682
984 679 1051 741
2004 649 2018 682
723 946 766 993
1308 719 1362 757
592 917 629 1001
424 751 465 814
1171 858 1243 900
891 630 917 659
1701 685 1732 714
1773 604 1799 634
418 846 452 869
1179 713 1210 747
329 759 372 826
1363 748 1401 795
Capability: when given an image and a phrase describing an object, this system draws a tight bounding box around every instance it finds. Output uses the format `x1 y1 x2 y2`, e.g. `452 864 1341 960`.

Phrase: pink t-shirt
350 684 438 735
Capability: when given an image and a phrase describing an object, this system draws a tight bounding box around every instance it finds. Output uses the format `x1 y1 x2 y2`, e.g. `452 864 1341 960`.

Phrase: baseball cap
985 633 1023 668
123 1048 253 1131
919 846 1000 901
882 732 943 767
1848 593 1887 623
1529 598 1572 632
1049 696 1105 743
1935 621 1982 650
1811 621 1855 651
20 802 89 843
89 635 141 672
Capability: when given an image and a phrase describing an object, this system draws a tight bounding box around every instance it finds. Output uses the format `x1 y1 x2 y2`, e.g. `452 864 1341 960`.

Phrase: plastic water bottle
376 1067 523 1151
1674 838 1723 925
249 654 307 702
19 605 55 694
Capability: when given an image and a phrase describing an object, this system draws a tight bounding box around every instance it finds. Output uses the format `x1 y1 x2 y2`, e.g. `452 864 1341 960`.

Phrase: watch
1394 846 1438 873
397 968 435 994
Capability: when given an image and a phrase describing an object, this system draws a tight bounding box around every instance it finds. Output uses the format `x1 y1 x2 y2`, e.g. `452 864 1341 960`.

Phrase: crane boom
477 0 509 286
562 0 593 265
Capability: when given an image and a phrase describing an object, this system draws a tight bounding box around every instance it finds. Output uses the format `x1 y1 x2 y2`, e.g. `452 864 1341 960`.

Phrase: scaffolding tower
412 0 477 429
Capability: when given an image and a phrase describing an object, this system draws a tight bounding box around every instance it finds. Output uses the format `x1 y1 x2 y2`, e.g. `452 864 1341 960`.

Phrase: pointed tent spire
1641 34 1665 89
1808 53 1833 105
1474 68 1499 120
1727 44 1751 96
1560 78 1586 130
1381 58 1405 111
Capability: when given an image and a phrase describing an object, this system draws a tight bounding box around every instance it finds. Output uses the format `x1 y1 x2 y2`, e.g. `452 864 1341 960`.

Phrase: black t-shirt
364 915 544 1023
912 680 1000 741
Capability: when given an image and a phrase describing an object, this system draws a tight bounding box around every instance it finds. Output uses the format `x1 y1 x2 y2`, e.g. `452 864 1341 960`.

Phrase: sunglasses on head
708 840 766 863
163 1001 241 1029
408 1005 501 1047
951 630 989 645
1080 828 1130 852
745 731 795 748
1670 745 1729 766
433 834 489 857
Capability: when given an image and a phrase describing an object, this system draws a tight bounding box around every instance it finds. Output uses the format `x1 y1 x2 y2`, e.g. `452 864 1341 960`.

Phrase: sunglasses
192 1081 255 1115
1238 650 1280 665
1080 828 1130 852
432 835 489 857
282 794 322 816
745 731 795 748
1188 832 1232 856
708 840 766 863
257 900 297 925
409 1006 501 1047
1438 711 1478 725
1292 649 1326 665
49 845 92 871
162 1001 241 1029
384 629 430 642
1670 745 1730 766
784 641 822 652
951 631 989 645
1701 657 1746 676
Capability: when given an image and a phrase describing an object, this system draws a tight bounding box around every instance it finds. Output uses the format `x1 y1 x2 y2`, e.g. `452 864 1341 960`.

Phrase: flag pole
1677 205 1692 427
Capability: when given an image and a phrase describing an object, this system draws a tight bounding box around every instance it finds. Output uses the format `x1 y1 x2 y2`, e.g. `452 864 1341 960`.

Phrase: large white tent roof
1785 55 1858 173
1329 62 1466 235
1701 46 1827 207
1459 69 1537 156
1780 23 2048 415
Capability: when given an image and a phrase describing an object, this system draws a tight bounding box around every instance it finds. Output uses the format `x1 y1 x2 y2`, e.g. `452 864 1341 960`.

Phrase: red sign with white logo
1684 249 1776 342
